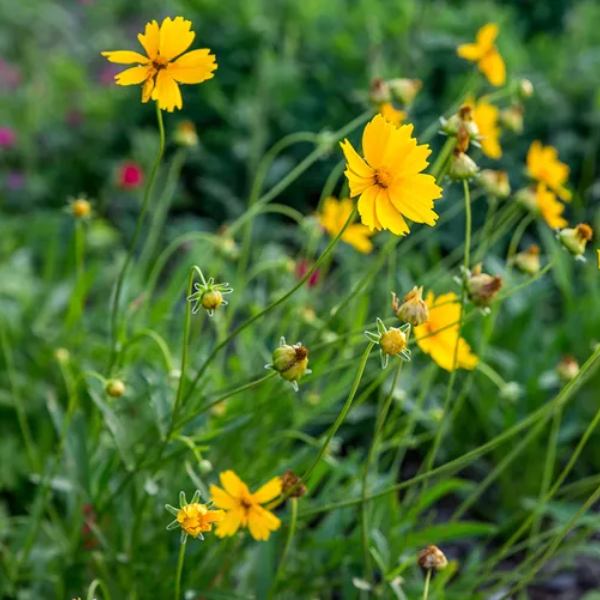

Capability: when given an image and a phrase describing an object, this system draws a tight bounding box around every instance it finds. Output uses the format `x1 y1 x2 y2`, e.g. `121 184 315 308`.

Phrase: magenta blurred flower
295 259 320 288
0 127 16 148
118 161 144 189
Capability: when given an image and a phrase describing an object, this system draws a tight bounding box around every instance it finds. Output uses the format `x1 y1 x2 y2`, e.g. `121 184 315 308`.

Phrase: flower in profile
67 196 93 219
471 98 502 159
101 17 217 112
266 337 311 391
465 264 503 308
535 184 567 229
512 244 541 275
526 141 571 201
118 161 144 189
457 23 506 87
210 470 282 541
365 318 411 369
340 115 442 236
318 197 374 253
391 286 429 326
379 102 406 126
415 291 478 372
558 223 593 258
166 490 224 542
418 545 448 571
187 270 233 316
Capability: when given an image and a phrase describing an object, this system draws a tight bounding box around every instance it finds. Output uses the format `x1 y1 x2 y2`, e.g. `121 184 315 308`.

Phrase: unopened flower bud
479 169 511 199
201 290 223 312
105 379 126 398
269 338 310 389
198 459 212 474
418 545 448 571
441 105 479 140
558 223 593 257
448 151 478 181
515 186 537 212
70 198 92 219
174 120 198 147
392 286 429 326
500 105 524 134
380 328 408 356
369 77 391 105
500 381 522 402
187 273 233 316
281 470 307 498
556 355 579 381
513 244 541 275
54 347 70 363
518 78 534 99
466 264 502 307
388 78 422 106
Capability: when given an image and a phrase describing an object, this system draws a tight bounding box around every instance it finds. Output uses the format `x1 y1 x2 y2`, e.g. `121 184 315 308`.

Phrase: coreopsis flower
210 471 282 541
415 291 478 372
365 318 411 369
67 196 93 219
457 23 506 87
471 98 502 159
165 491 224 542
101 17 217 112
266 337 311 391
379 102 406 126
526 141 571 201
118 161 144 189
479 169 510 198
340 115 442 236
391 286 429 326
418 545 448 571
558 223 593 258
512 244 541 275
187 272 233 316
535 184 567 229
318 197 374 253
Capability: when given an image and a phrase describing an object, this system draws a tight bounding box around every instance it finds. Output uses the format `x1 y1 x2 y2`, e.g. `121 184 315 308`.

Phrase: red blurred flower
0 127 16 148
295 259 320 288
118 161 144 189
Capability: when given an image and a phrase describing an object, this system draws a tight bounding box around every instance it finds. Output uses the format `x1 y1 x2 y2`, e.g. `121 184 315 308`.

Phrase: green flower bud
448 152 478 181
106 379 126 398
269 337 310 390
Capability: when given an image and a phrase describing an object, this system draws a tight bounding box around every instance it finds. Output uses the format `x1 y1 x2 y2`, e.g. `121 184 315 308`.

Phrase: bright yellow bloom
379 102 406 126
457 23 506 87
210 470 281 541
318 197 374 253
415 291 478 372
526 141 571 201
536 184 567 229
340 115 442 236
101 17 217 112
166 491 224 541
471 98 502 159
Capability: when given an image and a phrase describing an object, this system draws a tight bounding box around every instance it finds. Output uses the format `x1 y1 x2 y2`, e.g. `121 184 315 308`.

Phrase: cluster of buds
478 169 511 199
365 318 411 369
391 286 429 326
465 264 503 308
267 337 311 391
187 269 233 316
281 470 307 498
512 244 541 275
418 545 448 571
67 196 93 220
441 104 482 181
174 120 199 147
557 223 593 259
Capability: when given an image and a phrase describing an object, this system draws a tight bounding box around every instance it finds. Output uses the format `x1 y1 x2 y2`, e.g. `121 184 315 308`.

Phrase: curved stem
173 537 187 600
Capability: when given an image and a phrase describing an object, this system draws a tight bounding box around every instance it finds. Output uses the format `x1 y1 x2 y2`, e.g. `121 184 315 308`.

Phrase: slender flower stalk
173 537 187 600
268 497 299 599
108 102 165 373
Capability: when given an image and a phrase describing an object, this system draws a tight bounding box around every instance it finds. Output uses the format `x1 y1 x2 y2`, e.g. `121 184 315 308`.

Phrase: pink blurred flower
6 171 24 190
118 161 144 189
0 127 15 148
0 59 21 89
295 259 320 288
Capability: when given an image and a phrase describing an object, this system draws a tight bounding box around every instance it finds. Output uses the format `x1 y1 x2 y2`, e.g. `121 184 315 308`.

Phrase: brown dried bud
392 286 429 326
558 223 593 256
281 470 307 498
369 77 391 105
467 264 503 307
513 244 541 275
418 545 448 571
556 355 579 382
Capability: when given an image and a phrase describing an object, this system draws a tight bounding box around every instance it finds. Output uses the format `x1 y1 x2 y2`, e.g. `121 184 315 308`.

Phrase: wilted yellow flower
513 244 541 275
526 141 571 201
471 98 502 159
457 23 506 86
340 115 442 236
379 102 406 126
210 471 281 541
418 545 448 571
415 291 478 372
535 184 567 229
101 17 217 112
318 197 374 253
558 223 593 257
166 491 224 541
392 286 429 326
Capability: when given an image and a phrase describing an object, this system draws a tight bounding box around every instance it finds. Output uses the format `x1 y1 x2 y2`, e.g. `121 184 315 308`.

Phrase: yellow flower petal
479 49 506 87
158 16 195 61
340 140 375 196
101 50 149 64
362 114 394 168
472 99 502 159
114 65 152 86
252 476 282 504
247 506 281 541
168 49 218 83
389 175 441 226
215 507 244 538
375 189 410 236
457 42 483 61
209 484 237 509
151 70 182 112
476 23 499 49
536 184 567 229
219 470 248 498
137 20 160 60
344 224 374 253
357 185 381 230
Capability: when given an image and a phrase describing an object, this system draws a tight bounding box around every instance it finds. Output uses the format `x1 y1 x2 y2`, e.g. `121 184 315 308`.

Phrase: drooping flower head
210 470 281 541
526 141 571 201
457 23 506 87
101 17 217 112
340 115 442 236
166 491 224 542
414 291 478 372
470 98 502 159
318 197 374 253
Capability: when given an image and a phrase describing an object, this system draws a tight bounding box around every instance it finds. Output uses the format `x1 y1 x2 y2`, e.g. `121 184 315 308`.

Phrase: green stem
429 137 456 180
174 537 187 600
66 219 86 327
108 102 165 373
422 569 432 600
268 497 299 598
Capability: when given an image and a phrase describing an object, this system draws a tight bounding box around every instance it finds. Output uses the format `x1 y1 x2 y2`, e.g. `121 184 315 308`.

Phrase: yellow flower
166 491 224 541
318 197 374 253
340 115 442 236
101 17 217 112
535 184 567 229
471 98 502 159
457 23 506 87
415 291 478 372
379 102 406 126
526 141 571 201
210 470 281 541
